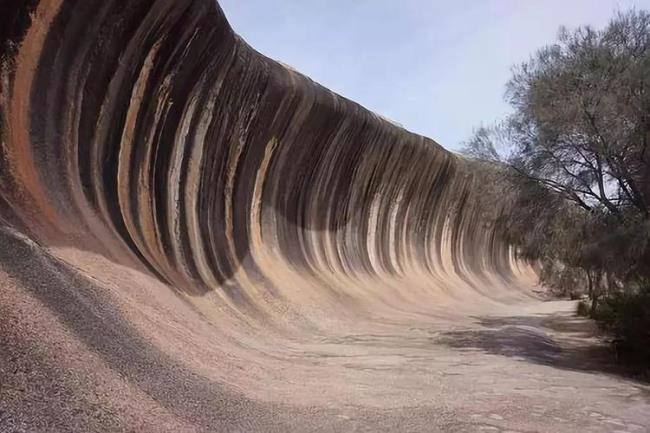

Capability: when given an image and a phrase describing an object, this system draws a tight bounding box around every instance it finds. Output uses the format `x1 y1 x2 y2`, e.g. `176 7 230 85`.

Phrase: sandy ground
1 226 649 433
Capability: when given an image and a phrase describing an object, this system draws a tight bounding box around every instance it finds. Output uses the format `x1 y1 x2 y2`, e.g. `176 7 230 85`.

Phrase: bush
590 280 650 369
539 262 587 298
576 300 590 317
569 291 582 300
591 300 620 329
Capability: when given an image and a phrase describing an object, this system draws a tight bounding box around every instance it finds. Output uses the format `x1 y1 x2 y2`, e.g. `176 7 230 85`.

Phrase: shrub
591 300 620 329
576 300 590 317
590 280 650 369
539 262 587 298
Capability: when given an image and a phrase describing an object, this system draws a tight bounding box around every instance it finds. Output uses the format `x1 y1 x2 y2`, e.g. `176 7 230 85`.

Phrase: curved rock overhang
0 1 533 311
0 1 546 430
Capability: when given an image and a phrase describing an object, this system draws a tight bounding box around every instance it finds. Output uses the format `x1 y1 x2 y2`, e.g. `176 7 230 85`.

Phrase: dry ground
1 226 649 433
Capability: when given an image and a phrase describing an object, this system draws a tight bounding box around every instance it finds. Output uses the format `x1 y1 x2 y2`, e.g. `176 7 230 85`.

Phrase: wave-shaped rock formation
5 1 620 432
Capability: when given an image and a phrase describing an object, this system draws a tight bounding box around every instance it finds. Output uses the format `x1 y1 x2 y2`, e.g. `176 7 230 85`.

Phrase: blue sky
219 0 650 151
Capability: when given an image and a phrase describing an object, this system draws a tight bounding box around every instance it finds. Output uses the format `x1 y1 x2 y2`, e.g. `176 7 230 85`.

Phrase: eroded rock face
1 0 524 300
0 1 547 431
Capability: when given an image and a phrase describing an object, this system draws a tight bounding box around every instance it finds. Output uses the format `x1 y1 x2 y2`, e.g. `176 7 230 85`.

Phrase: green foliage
504 10 650 218
590 280 650 367
576 300 591 316
462 9 650 288
539 261 587 297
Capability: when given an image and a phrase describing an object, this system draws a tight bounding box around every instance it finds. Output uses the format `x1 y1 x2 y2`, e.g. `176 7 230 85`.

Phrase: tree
462 9 650 303
505 10 650 217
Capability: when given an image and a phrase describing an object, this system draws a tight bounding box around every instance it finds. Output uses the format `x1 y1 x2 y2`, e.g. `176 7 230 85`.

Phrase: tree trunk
587 269 595 310
590 270 601 314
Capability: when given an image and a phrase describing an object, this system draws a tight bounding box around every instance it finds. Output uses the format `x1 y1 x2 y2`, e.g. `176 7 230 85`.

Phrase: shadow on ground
435 312 650 384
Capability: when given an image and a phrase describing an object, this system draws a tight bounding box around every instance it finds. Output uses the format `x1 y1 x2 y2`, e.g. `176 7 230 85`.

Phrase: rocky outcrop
0 1 541 431
1 0 527 304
